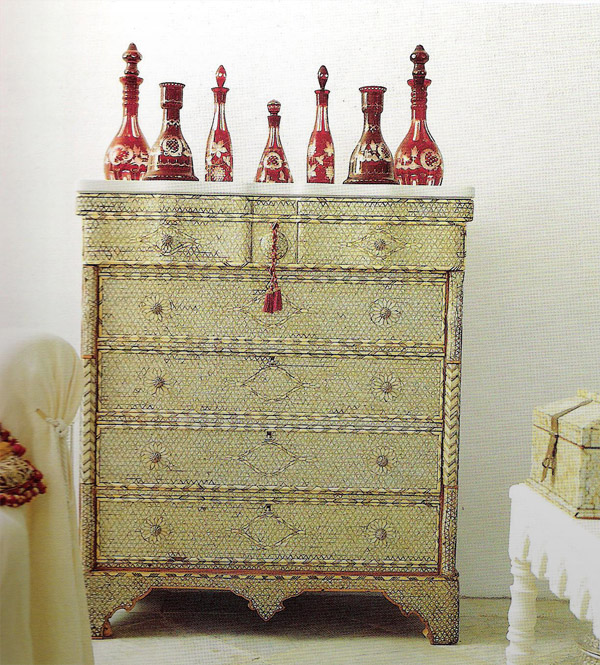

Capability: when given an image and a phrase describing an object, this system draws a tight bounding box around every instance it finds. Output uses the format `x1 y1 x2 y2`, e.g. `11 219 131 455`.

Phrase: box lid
534 390 600 448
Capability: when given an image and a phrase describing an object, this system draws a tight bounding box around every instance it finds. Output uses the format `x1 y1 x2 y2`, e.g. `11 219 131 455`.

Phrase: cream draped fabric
0 331 94 665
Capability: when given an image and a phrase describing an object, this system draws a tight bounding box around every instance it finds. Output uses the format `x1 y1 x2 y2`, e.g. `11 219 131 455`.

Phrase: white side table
506 483 600 664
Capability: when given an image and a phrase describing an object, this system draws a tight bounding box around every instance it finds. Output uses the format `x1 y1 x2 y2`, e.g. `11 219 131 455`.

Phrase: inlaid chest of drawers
77 181 473 643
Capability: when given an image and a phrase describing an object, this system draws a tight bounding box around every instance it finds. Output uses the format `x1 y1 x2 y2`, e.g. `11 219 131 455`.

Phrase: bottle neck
162 107 181 125
213 88 228 105
267 125 282 148
409 78 429 122
362 106 383 138
122 99 139 117
313 90 330 132
211 99 228 131
120 75 141 118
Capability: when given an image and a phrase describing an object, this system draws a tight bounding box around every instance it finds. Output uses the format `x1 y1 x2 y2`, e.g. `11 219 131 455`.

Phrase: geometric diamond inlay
241 359 306 402
239 508 302 549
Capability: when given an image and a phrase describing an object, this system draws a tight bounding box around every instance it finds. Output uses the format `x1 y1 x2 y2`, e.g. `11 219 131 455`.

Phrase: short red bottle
307 66 334 183
145 82 198 181
394 45 443 185
104 43 149 180
205 65 233 182
256 100 293 183
345 86 397 184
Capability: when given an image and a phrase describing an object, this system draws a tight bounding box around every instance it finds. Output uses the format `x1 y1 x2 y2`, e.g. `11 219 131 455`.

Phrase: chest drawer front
96 496 439 572
98 351 444 420
97 426 442 494
297 222 464 269
82 214 251 265
99 270 446 347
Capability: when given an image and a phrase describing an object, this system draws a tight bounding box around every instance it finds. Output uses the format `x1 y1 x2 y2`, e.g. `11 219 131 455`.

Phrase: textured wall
1 0 599 597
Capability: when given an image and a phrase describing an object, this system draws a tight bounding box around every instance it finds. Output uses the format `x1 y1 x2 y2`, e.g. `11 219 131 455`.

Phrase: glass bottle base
144 174 199 181
344 176 398 184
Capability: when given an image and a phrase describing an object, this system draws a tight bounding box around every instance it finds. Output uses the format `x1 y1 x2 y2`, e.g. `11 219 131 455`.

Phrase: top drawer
82 213 251 266
79 193 471 269
297 221 465 270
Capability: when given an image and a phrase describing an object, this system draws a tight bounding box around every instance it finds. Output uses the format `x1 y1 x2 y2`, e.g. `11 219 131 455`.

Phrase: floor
92 591 587 665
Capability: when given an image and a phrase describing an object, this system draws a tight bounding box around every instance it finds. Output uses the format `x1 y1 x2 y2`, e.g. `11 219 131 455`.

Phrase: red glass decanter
104 43 149 180
307 65 334 183
145 82 198 181
255 100 293 183
205 65 233 182
394 45 443 185
345 86 397 184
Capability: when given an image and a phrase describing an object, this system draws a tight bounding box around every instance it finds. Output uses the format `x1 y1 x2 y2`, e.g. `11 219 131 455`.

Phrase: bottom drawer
96 495 440 573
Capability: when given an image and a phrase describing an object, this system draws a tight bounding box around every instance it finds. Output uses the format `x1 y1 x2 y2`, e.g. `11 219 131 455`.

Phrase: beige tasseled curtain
0 332 93 665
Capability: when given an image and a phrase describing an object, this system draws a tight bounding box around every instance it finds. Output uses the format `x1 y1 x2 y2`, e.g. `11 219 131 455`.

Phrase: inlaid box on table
529 389 600 519
77 181 474 644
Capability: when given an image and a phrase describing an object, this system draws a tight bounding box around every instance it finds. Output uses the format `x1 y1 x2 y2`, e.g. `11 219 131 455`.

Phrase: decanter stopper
205 65 233 181
318 65 328 90
104 43 149 180
255 100 293 183
307 65 334 183
394 45 443 185
145 82 198 181
344 86 397 184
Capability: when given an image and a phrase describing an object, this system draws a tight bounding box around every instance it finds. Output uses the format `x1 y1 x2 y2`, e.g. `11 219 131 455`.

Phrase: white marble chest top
78 180 475 200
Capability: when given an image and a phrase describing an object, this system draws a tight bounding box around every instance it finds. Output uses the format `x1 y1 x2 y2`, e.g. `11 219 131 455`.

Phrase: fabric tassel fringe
263 289 274 313
0 423 46 507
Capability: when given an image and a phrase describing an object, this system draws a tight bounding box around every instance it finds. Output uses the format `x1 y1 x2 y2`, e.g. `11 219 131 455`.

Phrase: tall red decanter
145 82 198 181
255 100 293 183
307 65 334 183
205 65 233 182
104 43 149 180
345 86 397 184
395 45 443 185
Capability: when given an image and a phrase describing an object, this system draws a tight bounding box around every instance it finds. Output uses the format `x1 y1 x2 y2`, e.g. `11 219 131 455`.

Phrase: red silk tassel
263 221 283 314
263 289 274 313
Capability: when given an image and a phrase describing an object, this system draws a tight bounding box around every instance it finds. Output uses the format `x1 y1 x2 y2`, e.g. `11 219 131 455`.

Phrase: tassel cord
263 220 282 313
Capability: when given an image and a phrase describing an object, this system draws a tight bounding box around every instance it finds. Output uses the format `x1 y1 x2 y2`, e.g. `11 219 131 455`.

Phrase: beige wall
1 0 599 597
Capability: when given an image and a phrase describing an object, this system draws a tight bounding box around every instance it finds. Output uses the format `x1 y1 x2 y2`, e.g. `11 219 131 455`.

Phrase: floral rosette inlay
140 443 169 471
371 375 402 402
138 515 170 543
365 519 395 547
369 298 402 326
371 446 399 475
140 295 175 323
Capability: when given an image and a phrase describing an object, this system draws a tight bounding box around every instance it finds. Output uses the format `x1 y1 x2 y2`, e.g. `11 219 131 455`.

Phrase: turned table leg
506 557 537 665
